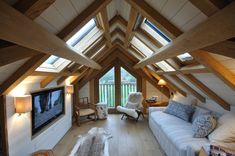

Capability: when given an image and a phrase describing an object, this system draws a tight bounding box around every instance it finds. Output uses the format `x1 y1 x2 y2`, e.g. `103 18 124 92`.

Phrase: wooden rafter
99 8 112 47
191 50 235 90
126 0 181 39
57 0 111 41
183 74 230 110
0 45 39 67
14 0 55 20
31 71 80 76
189 0 220 16
109 14 127 27
40 76 54 88
111 27 125 38
134 2 235 68
0 1 101 69
145 67 187 97
170 75 206 103
0 54 49 95
124 7 138 47
202 41 235 59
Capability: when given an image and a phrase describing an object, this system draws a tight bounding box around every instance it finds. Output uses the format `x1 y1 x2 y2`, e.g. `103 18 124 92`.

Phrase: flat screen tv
31 87 65 135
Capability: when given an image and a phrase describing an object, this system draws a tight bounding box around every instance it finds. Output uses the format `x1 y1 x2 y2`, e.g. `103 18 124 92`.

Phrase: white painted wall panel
79 82 90 101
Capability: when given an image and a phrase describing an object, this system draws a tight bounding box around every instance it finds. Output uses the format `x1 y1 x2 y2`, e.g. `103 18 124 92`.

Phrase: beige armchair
75 97 97 126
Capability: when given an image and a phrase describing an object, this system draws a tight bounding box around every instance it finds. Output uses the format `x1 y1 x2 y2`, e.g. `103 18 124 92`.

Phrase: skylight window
44 55 60 64
177 53 193 62
141 19 171 46
156 61 175 72
66 19 96 47
130 36 154 57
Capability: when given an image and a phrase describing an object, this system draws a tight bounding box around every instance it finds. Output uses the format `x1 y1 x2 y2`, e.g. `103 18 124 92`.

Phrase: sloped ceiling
1 0 235 111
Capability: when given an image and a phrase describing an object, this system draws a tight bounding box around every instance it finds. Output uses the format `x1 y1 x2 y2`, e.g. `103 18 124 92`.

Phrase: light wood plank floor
53 115 165 156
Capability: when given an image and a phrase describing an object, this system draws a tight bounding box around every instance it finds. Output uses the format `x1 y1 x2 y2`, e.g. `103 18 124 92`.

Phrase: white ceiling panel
69 0 94 14
145 0 168 12
170 1 201 29
0 58 29 84
161 0 187 20
193 73 235 105
34 16 59 34
107 0 116 21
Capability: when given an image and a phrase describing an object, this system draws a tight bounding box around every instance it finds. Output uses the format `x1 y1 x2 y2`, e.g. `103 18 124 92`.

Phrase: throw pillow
208 113 235 144
164 100 195 121
192 113 217 138
191 106 210 123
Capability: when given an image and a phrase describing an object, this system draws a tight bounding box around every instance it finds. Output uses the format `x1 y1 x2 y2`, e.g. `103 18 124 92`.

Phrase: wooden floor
53 115 165 156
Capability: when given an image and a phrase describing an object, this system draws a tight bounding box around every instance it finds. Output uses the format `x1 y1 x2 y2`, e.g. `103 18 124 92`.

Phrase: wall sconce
66 85 74 94
158 79 166 87
14 95 32 115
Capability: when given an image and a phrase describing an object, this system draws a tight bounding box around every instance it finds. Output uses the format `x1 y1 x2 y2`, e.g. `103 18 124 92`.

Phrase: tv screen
31 87 65 135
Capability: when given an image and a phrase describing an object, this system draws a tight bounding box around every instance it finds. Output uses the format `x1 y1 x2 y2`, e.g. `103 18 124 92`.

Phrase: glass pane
99 67 115 108
44 55 60 65
141 19 171 46
121 67 137 106
66 18 96 47
177 53 193 61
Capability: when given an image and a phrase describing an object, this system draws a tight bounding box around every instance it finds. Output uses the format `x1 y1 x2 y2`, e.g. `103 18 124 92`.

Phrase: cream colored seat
75 97 97 126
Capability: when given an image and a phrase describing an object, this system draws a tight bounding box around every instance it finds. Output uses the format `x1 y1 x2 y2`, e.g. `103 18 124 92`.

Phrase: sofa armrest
149 107 166 114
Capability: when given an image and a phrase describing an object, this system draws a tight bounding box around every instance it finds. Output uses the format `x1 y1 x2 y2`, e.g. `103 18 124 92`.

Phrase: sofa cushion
192 113 217 138
164 100 195 121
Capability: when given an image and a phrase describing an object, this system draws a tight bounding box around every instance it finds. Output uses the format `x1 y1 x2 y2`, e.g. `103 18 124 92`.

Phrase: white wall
146 81 169 102
6 78 72 156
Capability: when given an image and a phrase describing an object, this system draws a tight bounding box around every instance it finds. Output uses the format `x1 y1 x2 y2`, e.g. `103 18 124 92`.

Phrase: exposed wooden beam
40 75 54 88
126 0 181 39
183 74 230 110
124 7 138 47
189 0 220 16
0 1 101 69
0 54 49 95
202 41 235 59
147 68 187 97
0 95 9 156
0 45 39 67
57 0 111 41
99 8 112 47
14 0 55 20
170 75 206 103
191 50 235 90
180 64 209 74
111 27 125 38
134 2 235 68
31 71 80 76
109 14 127 27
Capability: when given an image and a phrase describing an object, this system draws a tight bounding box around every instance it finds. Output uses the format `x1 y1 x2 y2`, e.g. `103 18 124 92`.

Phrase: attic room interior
0 0 235 156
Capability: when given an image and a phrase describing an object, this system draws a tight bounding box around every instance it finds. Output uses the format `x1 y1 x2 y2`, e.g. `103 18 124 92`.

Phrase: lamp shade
66 85 74 94
14 95 32 114
158 79 166 86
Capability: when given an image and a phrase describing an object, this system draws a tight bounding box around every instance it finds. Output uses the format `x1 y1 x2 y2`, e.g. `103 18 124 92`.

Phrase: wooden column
0 95 9 156
89 79 95 104
114 60 121 113
72 83 79 121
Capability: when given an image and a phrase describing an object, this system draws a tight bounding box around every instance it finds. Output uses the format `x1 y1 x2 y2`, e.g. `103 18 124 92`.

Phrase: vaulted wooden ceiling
0 0 235 111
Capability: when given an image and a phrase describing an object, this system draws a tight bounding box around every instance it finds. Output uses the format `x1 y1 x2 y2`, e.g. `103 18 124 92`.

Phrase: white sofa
149 107 209 156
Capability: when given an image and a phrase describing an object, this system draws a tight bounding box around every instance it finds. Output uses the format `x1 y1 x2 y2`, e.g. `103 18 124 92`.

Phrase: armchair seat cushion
117 106 138 118
80 108 95 116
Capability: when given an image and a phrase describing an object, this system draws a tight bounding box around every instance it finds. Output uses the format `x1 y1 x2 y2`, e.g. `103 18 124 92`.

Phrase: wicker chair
74 97 97 126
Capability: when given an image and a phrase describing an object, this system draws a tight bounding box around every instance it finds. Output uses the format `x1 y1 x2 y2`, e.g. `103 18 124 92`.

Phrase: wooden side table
144 101 168 114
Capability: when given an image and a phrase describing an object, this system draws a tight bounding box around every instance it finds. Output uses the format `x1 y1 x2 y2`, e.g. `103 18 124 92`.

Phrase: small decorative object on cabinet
96 102 108 119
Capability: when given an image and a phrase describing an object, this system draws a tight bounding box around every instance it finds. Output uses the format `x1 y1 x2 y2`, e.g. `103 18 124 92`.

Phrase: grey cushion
191 106 210 123
163 100 195 121
192 113 217 138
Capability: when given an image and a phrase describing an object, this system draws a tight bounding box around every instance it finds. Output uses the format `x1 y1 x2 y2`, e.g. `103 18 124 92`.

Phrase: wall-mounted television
31 87 65 135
